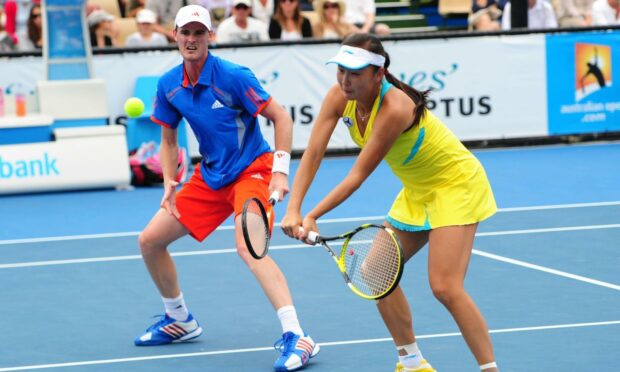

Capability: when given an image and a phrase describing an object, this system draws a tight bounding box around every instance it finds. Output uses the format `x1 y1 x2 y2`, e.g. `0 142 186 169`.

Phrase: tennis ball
124 97 145 118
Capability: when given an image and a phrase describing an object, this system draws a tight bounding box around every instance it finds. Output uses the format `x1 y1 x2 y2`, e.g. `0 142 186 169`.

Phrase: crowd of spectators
0 0 43 51
0 0 618 52
469 0 619 31
88 0 392 47
0 0 375 51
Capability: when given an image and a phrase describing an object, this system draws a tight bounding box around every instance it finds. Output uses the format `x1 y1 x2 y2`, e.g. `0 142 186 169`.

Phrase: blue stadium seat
125 76 189 154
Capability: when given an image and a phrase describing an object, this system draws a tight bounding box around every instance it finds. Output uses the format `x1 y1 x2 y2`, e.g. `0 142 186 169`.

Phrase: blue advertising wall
546 31 620 135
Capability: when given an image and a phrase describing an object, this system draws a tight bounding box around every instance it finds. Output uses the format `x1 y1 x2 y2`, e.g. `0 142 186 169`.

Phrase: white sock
276 305 303 335
480 361 498 371
397 342 424 368
162 292 189 321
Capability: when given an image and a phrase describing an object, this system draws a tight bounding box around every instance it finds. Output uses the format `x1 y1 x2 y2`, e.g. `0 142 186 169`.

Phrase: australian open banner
1 30 618 156
546 31 620 135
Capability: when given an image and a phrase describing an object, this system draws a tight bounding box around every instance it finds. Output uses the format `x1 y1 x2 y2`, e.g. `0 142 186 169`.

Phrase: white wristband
272 150 291 175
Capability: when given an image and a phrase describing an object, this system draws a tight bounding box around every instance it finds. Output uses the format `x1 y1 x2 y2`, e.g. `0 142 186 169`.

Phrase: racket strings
344 227 401 297
244 200 270 257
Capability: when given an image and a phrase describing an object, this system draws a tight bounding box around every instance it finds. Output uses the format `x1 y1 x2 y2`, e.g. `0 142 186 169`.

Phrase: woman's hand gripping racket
304 224 404 300
241 191 280 259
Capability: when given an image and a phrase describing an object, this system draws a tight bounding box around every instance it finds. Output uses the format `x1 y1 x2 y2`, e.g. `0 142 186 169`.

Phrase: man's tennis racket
241 191 280 259
305 224 404 300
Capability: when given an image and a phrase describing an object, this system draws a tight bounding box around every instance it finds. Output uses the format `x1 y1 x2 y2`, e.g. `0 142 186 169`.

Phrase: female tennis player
281 33 499 372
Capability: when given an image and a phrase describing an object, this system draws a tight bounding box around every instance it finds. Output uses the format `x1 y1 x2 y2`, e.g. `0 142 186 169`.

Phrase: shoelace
146 314 170 332
273 332 297 355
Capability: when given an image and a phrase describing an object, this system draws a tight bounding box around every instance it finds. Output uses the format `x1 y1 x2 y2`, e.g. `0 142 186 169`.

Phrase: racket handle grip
268 191 280 205
307 231 319 244
297 227 319 244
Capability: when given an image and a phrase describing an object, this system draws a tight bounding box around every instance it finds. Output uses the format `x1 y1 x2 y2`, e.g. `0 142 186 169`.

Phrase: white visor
326 45 386 70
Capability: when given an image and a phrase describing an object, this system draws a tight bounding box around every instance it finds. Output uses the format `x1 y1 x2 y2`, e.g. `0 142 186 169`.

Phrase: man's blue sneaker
134 313 203 346
273 331 320 371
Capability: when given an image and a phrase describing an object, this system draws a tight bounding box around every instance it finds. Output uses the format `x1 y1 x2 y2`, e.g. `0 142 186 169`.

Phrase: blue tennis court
1 142 619 371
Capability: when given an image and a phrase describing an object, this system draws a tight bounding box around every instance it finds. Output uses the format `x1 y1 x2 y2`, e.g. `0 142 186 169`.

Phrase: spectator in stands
216 0 269 43
7 0 28 37
552 0 595 26
342 0 390 36
1 1 18 45
251 0 274 24
145 0 186 41
469 0 503 30
125 8 169 46
268 0 312 40
17 3 42 51
0 7 17 51
88 9 121 47
313 0 358 39
501 0 558 29
194 0 234 30
591 0 620 24
126 0 146 18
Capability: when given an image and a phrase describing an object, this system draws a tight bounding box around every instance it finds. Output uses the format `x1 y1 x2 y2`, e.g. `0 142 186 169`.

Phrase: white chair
37 79 109 124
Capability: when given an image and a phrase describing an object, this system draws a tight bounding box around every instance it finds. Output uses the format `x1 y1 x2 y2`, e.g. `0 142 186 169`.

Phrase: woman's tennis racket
305 224 404 300
241 191 280 259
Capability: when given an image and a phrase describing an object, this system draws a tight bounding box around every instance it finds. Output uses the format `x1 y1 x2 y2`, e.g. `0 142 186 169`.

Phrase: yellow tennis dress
343 81 497 231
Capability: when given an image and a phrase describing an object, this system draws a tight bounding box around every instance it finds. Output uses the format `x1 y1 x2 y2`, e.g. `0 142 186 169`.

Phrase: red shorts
175 152 273 242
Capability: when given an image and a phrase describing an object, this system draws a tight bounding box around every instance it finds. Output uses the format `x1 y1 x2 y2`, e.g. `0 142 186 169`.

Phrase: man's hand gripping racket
241 191 280 259
302 224 404 300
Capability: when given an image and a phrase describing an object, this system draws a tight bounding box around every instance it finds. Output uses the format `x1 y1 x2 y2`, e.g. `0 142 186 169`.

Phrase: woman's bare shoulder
383 85 416 111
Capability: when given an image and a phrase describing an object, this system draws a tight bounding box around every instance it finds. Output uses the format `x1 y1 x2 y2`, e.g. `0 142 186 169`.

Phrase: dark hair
274 0 303 32
342 33 429 127
27 4 42 48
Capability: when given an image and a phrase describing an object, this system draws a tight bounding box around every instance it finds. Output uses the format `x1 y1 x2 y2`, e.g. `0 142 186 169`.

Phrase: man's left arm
259 98 293 201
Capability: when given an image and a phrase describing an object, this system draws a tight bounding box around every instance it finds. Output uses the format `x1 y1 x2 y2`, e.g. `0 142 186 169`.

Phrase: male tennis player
134 5 319 371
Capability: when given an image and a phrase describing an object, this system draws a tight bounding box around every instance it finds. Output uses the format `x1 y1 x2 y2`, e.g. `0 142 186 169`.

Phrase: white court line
0 320 618 371
1 223 619 292
472 249 620 291
476 223 620 237
497 200 620 212
2 200 620 246
2 223 620 270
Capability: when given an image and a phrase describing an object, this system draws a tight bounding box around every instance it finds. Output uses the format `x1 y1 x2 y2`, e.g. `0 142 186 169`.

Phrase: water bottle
15 84 26 117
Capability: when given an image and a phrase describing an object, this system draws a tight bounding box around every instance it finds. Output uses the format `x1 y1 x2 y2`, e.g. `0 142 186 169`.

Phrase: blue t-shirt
152 53 272 190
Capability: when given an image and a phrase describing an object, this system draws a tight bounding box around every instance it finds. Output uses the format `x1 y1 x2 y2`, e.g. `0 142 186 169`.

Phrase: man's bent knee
138 231 167 257
236 245 257 267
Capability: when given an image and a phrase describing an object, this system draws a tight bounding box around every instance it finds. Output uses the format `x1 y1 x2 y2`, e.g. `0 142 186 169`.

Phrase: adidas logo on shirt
211 100 224 109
